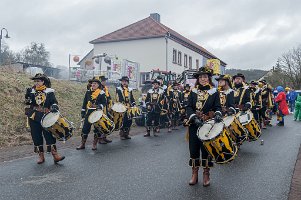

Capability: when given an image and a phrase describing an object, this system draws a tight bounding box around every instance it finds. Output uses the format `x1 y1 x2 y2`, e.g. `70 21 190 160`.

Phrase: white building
80 13 226 84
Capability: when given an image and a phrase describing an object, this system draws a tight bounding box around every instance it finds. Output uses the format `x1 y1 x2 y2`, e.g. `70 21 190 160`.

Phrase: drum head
197 120 223 141
88 110 103 123
238 111 253 125
111 103 127 113
223 115 235 127
41 112 60 128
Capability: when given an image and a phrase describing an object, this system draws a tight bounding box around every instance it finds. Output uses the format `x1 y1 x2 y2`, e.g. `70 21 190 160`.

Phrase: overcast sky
1 0 300 70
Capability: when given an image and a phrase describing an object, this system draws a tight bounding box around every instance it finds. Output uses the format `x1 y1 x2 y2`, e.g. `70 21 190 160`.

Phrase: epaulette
224 88 233 95
192 88 198 94
44 88 55 93
208 88 217 95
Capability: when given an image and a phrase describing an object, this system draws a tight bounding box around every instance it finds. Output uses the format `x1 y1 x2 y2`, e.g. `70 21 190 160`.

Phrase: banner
207 59 221 75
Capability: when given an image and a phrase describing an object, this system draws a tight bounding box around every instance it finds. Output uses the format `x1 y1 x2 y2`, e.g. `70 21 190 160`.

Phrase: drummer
25 73 65 164
215 74 236 116
169 81 183 130
259 80 273 128
232 73 252 112
156 76 172 132
99 75 113 144
116 76 136 140
76 76 107 151
185 66 222 187
181 84 191 121
144 79 164 137
249 80 262 124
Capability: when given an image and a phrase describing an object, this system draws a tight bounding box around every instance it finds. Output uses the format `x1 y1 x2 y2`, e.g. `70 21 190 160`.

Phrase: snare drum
94 114 115 136
41 112 73 141
223 115 247 145
197 120 237 164
111 103 127 131
238 111 261 141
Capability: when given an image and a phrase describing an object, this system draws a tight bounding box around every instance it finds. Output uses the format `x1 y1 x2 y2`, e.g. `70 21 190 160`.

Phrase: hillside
0 69 141 147
226 69 268 82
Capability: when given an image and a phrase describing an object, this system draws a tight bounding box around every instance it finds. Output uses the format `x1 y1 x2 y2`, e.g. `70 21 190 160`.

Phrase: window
196 59 199 69
178 51 182 65
172 49 177 63
184 54 188 68
189 56 192 69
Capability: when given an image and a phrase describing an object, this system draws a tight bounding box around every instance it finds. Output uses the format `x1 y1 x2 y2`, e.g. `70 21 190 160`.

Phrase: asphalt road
0 116 300 200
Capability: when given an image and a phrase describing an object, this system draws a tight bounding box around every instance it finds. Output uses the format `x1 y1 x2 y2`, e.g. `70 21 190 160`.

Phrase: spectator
294 93 301 121
275 86 289 126
288 88 297 113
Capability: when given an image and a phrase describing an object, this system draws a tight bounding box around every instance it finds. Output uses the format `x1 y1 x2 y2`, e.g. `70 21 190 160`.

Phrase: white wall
167 38 205 74
93 37 166 73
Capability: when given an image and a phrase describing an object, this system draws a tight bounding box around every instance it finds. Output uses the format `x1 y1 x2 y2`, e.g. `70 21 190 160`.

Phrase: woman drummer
25 73 65 164
185 66 222 187
215 74 236 116
76 76 107 150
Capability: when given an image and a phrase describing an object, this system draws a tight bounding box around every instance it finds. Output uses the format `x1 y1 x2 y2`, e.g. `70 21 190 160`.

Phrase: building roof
78 49 93 65
90 16 226 65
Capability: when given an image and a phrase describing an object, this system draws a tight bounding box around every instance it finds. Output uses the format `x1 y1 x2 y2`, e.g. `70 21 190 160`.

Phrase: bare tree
277 45 301 89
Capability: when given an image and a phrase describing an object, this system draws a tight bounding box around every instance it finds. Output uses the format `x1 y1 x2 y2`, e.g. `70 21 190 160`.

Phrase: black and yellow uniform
232 73 252 111
80 88 106 139
249 81 262 122
116 76 136 139
99 76 113 144
169 83 183 129
181 84 191 121
144 80 164 136
77 76 106 151
185 67 222 187
25 73 64 164
260 80 273 127
215 75 236 116
218 88 236 116
186 86 222 168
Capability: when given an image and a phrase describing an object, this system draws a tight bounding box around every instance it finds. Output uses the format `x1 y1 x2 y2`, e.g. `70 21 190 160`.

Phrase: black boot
124 128 131 139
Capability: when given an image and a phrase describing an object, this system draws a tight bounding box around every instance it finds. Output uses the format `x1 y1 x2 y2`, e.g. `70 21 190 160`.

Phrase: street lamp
0 28 10 65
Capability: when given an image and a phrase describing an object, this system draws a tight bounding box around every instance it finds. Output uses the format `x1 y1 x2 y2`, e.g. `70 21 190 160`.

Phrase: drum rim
111 102 127 113
213 144 238 164
41 112 60 128
197 122 225 141
88 110 103 123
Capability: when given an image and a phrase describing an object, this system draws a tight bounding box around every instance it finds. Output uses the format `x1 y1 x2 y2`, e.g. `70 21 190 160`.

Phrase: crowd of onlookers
273 87 301 122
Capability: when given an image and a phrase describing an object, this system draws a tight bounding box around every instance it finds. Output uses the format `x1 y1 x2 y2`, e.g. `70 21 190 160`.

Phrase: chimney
150 13 160 23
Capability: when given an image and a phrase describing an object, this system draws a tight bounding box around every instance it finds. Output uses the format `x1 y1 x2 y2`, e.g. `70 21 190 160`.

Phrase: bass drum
223 115 247 145
238 111 261 141
41 112 73 142
197 120 237 164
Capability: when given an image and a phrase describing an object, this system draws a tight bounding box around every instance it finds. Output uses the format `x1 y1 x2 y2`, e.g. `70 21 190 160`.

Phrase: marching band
25 67 282 187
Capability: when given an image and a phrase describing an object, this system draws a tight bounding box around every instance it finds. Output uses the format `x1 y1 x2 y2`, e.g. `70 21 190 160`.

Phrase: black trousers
252 109 260 122
29 119 56 153
146 112 160 127
189 125 213 168
121 113 132 131
81 116 99 139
